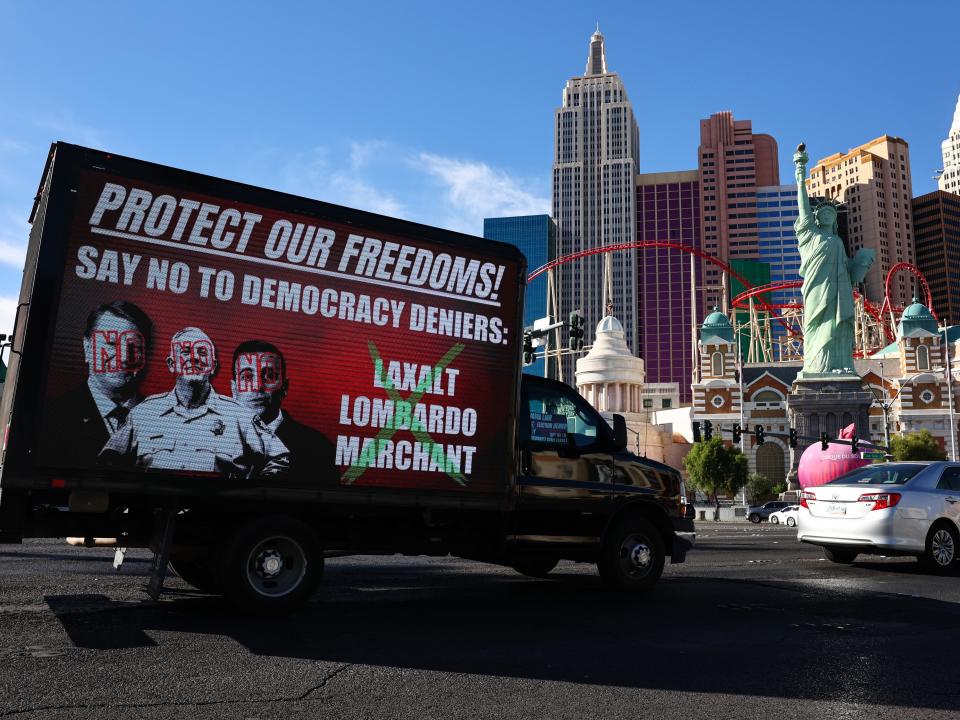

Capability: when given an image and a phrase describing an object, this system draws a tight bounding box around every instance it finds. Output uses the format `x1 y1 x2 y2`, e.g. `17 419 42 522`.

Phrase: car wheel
749 513 760 524
510 556 559 578
598 515 665 592
770 515 779 525
218 516 322 613
921 523 959 573
824 546 858 564
786 517 796 527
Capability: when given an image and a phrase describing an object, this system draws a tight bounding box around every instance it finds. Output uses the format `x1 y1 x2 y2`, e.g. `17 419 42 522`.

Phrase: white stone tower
552 29 639 383
575 315 665 461
939 94 960 195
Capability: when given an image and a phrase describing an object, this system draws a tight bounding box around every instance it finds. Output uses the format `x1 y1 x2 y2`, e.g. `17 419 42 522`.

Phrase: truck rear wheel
170 556 221 594
598 516 665 591
219 516 322 613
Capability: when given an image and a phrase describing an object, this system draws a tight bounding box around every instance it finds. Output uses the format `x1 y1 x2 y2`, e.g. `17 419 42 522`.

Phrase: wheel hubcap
619 534 653 578
932 530 955 566
246 536 307 597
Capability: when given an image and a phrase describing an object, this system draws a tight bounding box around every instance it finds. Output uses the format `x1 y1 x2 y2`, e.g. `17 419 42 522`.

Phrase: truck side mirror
612 414 627 451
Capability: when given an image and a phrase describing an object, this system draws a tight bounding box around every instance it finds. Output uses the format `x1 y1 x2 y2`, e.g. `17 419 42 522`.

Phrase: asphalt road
2 523 960 719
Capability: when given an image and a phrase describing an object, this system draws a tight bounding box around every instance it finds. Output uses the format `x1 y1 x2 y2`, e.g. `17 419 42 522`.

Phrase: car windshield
827 463 927 486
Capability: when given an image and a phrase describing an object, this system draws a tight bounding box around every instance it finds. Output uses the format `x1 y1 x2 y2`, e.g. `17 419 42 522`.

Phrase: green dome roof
701 307 733 344
899 299 938 337
703 311 731 327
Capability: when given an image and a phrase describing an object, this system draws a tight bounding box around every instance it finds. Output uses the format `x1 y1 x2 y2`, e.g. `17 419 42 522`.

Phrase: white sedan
769 505 800 526
798 462 960 571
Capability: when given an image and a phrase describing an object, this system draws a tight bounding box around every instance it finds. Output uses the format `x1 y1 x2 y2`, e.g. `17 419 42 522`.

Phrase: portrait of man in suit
43 300 152 468
231 339 338 485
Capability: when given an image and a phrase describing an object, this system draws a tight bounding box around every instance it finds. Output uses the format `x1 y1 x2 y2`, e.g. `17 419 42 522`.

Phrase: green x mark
340 340 467 485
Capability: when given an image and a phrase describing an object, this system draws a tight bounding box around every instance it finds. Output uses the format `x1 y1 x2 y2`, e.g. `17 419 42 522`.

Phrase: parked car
747 501 792 523
769 505 800 526
798 462 960 571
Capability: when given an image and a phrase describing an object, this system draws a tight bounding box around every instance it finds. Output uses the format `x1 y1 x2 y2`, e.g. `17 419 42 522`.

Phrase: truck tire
510 556 559 578
170 557 221 594
218 516 322 613
598 516 665 591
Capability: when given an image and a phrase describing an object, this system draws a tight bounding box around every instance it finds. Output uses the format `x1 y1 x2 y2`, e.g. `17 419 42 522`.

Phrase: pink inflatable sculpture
797 423 870 490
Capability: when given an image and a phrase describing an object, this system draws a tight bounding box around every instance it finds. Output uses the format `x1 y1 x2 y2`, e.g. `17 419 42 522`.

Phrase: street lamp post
868 365 953 454
942 325 958 462
867 368 932 450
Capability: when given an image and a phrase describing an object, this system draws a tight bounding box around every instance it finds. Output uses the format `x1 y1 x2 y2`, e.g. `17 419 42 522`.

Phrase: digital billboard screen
37 169 522 494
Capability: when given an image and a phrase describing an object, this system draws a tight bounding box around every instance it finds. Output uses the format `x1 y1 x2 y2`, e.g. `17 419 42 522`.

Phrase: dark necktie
107 404 130 432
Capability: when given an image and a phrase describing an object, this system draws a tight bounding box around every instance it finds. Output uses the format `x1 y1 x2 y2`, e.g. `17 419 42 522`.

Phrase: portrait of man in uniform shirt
42 300 152 468
231 339 338 485
100 327 289 477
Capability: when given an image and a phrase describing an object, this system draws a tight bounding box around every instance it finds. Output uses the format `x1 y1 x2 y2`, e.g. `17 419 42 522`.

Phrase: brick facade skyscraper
697 112 779 312
806 136 915 307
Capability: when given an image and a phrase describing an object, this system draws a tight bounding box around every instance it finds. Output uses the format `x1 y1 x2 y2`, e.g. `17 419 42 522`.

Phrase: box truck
0 143 694 611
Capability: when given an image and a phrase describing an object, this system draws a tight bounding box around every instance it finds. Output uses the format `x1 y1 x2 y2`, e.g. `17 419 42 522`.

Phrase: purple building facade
636 170 702 403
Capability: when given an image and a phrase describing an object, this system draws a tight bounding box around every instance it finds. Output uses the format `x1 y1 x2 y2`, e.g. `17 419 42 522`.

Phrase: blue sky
1 1 958 333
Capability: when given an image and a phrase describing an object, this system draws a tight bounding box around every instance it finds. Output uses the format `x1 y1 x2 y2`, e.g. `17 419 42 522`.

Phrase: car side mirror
612 414 627 452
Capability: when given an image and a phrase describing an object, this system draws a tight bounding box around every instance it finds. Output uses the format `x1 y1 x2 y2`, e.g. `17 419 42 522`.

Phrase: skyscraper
483 214 557 375
635 170 701 403
938 94 960 196
552 29 639 383
756 185 801 309
697 112 780 312
806 136 915 307
912 190 960 325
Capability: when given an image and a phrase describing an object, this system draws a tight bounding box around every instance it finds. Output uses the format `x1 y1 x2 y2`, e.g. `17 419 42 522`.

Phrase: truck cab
510 375 695 589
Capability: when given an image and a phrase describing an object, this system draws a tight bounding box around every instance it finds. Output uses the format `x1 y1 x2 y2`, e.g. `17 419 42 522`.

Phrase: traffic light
789 428 798 448
692 421 702 443
522 331 534 366
820 432 829 451
568 311 584 351
755 425 765 446
703 420 713 441
732 423 742 443
850 435 859 454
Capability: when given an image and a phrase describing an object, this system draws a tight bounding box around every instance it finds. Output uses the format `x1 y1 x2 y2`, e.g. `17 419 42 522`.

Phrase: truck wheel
511 556 559 578
170 556 221 594
219 516 322 613
598 516 665 591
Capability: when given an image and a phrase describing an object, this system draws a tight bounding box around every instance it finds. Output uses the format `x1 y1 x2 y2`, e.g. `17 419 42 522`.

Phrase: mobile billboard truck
0 144 694 611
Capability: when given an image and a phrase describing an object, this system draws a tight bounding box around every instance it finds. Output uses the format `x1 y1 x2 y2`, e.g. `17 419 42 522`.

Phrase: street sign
861 451 886 460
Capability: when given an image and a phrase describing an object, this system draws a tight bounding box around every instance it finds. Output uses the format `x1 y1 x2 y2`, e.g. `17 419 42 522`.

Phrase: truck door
513 379 614 541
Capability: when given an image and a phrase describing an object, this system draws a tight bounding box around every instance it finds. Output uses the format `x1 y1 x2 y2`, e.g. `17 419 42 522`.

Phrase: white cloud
328 174 407 217
267 145 408 218
248 140 548 235
417 153 549 235
0 295 18 336
349 140 391 170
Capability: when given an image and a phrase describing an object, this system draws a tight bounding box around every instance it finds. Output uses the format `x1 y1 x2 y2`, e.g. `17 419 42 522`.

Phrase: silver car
798 462 960 571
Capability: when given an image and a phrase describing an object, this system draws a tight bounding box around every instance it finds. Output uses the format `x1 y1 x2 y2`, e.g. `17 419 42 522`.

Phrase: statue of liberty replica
793 143 874 377
786 144 876 488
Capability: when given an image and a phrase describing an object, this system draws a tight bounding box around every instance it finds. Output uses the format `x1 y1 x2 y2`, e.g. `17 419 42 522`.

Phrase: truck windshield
526 383 604 449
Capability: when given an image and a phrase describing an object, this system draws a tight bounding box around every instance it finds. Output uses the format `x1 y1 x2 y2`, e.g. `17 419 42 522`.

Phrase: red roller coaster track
528 241 935 351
